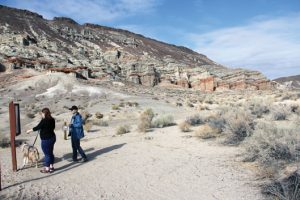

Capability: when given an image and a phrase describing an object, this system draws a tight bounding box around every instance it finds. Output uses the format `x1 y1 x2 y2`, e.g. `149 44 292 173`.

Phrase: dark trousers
41 136 56 167
71 135 86 160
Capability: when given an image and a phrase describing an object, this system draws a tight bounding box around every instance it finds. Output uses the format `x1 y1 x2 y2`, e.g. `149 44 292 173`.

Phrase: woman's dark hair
42 108 53 119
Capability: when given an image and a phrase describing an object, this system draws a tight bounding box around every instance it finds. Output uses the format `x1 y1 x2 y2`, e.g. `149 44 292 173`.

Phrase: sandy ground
0 71 264 200
0 125 263 200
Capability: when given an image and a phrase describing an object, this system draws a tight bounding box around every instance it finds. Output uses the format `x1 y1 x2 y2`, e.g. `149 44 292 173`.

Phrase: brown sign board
14 103 21 136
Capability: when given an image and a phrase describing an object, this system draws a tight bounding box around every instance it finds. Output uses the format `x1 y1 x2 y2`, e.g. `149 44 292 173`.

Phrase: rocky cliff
0 5 272 91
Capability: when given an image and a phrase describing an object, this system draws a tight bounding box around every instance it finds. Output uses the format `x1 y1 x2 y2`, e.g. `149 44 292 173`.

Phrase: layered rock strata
0 5 272 91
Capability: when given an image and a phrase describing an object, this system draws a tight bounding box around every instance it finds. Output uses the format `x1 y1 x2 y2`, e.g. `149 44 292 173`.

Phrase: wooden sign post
9 101 18 172
0 101 20 190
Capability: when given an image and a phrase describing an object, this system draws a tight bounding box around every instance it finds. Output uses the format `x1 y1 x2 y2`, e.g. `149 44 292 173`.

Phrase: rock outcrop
273 75 300 89
0 5 272 91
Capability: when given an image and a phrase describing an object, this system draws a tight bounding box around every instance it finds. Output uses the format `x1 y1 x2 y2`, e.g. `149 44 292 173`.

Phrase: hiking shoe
82 158 88 162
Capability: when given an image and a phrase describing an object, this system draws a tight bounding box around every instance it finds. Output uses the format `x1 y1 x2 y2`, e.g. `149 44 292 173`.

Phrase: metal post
9 101 17 172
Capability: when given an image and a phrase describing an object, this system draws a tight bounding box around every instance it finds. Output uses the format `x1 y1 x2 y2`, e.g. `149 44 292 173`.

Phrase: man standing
69 105 88 162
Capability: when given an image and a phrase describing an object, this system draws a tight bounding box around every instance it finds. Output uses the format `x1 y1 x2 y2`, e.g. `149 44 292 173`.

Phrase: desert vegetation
185 114 205 126
179 121 191 132
0 136 10 148
151 115 175 128
137 108 154 132
116 125 131 135
194 124 219 139
1 68 299 200
178 90 300 199
112 104 120 110
137 108 175 132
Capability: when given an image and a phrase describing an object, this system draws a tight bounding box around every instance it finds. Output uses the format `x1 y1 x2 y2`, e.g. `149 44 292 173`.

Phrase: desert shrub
81 111 92 124
196 104 210 111
222 109 254 145
176 102 183 107
243 123 300 166
185 114 205 126
281 94 291 101
143 108 154 119
281 93 299 101
262 171 300 200
206 116 226 133
186 102 194 107
116 125 130 135
151 115 175 128
92 119 109 127
271 106 288 121
190 99 198 104
95 112 104 119
243 121 300 200
179 121 191 132
126 102 139 107
119 102 125 107
138 108 154 133
204 96 213 104
84 121 93 132
0 136 10 148
289 104 299 114
195 124 219 139
112 104 120 110
205 100 213 104
250 101 270 118
26 113 35 119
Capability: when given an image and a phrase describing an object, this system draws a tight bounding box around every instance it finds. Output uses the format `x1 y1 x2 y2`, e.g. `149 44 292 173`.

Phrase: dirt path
0 125 263 200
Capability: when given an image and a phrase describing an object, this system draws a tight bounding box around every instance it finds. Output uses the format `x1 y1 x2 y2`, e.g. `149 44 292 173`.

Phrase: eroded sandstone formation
0 5 272 92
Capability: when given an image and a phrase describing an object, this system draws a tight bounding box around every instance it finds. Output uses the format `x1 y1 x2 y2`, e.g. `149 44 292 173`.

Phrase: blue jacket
70 113 84 139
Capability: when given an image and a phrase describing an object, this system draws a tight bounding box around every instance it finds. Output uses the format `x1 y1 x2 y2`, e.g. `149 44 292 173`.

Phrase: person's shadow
56 143 126 171
3 143 126 190
87 143 126 160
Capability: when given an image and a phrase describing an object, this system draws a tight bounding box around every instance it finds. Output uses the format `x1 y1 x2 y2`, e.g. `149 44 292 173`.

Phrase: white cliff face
0 5 271 91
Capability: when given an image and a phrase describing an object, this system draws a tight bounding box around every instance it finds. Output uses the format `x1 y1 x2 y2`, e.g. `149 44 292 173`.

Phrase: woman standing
27 108 56 173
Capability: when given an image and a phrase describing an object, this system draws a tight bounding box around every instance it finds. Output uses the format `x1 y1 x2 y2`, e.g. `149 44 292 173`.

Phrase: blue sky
1 0 300 79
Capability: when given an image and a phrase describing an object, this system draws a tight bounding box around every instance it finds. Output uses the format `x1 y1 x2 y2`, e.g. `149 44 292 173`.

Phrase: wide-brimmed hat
69 105 78 111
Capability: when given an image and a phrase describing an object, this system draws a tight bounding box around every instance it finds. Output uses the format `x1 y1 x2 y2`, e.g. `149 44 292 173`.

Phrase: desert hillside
0 5 272 92
273 74 300 89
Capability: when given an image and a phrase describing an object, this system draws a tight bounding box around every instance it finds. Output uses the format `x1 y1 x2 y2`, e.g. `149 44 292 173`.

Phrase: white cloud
6 0 161 23
188 13 300 79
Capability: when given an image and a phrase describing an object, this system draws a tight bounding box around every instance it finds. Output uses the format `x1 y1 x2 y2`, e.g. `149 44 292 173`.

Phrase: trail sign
14 103 21 136
9 101 18 172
